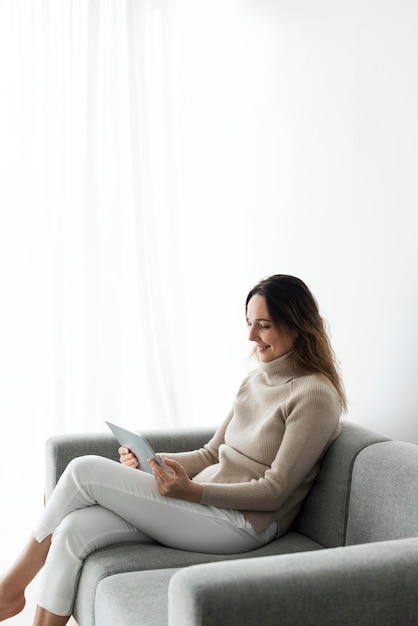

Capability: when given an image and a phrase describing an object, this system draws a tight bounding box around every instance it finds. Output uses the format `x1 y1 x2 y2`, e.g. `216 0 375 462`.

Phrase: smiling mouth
258 345 270 352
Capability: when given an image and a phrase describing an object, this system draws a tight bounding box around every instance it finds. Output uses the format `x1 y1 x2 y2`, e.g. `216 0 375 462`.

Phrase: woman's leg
0 457 152 624
0 536 50 621
33 454 273 554
1 505 151 624
36 505 151 617
3 454 274 623
33 606 70 626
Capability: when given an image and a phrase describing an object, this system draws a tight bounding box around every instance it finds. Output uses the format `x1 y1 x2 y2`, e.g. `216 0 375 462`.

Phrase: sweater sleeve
199 378 341 511
158 409 234 477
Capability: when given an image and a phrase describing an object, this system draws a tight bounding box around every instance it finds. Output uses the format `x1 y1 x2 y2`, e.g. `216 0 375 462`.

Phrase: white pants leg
33 455 276 616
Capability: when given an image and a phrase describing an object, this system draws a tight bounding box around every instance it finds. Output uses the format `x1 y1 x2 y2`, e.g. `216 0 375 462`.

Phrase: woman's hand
119 446 139 469
149 458 203 503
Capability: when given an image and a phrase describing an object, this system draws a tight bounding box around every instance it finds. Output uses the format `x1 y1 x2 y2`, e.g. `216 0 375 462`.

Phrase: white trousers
32 455 276 616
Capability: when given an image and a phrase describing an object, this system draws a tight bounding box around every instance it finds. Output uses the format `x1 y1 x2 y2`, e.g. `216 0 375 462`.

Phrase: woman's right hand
118 446 139 469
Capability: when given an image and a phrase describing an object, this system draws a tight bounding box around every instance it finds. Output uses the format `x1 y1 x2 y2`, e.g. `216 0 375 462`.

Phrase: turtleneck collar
257 351 302 383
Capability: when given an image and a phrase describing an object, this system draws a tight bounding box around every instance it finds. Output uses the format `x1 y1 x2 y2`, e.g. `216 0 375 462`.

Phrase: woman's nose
248 324 258 341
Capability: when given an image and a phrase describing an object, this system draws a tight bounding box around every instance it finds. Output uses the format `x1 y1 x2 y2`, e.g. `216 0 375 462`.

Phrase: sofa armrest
168 537 418 626
45 427 215 500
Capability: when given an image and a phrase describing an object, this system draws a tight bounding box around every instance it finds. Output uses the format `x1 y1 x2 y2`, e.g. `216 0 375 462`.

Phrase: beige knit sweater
161 352 341 536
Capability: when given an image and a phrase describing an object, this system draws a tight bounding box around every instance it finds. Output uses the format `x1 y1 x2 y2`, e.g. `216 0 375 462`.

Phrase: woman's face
246 294 296 363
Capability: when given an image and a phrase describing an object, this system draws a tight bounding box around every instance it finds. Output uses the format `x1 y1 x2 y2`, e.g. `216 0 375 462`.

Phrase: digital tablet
105 421 163 474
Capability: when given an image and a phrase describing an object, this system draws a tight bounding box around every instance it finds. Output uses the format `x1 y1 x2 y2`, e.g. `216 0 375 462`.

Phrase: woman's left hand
149 458 203 503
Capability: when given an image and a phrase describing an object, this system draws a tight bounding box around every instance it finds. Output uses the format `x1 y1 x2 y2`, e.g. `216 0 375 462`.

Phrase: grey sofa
45 420 418 626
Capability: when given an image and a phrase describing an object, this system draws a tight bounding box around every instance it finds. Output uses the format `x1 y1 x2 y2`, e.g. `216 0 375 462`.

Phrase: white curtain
0 0 257 531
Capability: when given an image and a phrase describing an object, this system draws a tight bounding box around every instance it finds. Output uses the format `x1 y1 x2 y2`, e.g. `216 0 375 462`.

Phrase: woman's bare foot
0 578 26 621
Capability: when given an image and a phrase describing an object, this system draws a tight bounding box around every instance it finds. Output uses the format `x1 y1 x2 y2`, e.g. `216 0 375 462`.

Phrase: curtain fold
126 0 175 424
0 0 190 530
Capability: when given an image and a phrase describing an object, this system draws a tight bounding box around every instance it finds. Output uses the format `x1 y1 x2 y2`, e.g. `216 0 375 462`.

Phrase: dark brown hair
246 274 347 412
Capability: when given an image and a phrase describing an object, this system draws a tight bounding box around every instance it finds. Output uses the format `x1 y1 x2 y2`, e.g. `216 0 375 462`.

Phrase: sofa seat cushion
95 568 177 626
74 531 323 626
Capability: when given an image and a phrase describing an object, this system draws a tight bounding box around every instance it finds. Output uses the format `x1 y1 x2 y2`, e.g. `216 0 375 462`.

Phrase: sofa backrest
293 420 389 548
345 440 418 545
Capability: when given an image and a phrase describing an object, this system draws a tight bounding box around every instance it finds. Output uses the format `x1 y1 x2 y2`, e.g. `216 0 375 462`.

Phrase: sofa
45 420 418 626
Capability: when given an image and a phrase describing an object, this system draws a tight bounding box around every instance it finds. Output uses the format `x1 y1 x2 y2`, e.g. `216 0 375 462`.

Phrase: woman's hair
246 274 347 412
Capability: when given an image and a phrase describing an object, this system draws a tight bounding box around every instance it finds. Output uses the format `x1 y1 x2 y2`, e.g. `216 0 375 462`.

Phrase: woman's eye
246 320 271 330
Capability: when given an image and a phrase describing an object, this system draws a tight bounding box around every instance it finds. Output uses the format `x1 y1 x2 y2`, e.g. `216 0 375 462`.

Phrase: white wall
174 0 418 443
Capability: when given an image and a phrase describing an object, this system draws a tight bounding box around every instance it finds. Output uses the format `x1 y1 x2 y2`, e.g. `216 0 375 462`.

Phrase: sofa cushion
73 532 322 626
345 440 418 544
95 568 177 626
293 420 389 548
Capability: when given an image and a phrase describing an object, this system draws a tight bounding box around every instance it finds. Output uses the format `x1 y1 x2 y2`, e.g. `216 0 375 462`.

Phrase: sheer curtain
0 0 256 530
2 0 238 535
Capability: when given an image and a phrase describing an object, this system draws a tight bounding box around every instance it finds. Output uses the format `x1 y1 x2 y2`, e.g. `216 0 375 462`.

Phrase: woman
0 274 346 625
